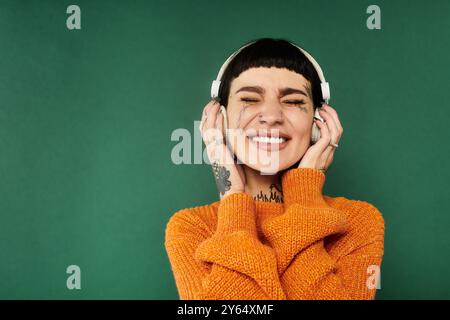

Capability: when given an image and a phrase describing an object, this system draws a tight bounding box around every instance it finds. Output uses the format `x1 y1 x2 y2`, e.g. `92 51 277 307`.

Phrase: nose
257 101 284 125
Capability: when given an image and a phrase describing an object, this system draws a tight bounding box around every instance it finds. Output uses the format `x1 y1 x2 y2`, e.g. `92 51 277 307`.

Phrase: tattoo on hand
212 162 231 196
254 183 283 203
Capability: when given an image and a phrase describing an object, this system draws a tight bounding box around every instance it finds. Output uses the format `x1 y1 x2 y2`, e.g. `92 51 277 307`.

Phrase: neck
243 166 284 204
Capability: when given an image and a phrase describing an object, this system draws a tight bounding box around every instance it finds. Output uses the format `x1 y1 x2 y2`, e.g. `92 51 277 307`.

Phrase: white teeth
251 136 286 144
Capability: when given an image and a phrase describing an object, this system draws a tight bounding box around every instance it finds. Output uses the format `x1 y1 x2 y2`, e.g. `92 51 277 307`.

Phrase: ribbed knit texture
165 167 385 300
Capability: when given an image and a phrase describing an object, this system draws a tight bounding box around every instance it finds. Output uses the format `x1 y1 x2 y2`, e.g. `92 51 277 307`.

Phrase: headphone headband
210 40 330 104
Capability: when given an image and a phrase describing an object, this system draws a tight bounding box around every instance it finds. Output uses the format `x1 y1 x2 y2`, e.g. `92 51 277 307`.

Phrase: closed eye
240 98 259 103
240 98 306 106
284 100 305 105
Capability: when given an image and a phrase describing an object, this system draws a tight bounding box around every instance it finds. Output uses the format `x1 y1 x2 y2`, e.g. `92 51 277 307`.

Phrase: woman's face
225 67 315 174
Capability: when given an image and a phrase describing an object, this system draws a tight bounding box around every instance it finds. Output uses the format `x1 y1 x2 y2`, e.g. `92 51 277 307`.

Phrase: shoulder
323 194 385 235
165 201 220 243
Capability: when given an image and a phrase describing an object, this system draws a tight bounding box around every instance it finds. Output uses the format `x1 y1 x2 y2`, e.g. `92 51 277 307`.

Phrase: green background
1 0 449 299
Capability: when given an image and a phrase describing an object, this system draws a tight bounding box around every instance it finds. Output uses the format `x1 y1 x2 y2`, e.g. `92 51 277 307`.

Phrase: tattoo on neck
212 162 231 196
254 183 283 203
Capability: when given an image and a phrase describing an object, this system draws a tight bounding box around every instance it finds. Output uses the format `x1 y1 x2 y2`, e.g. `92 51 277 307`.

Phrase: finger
199 100 216 131
314 118 332 153
202 99 217 118
201 100 218 121
318 116 337 167
203 105 223 147
318 108 339 144
205 99 219 117
199 114 210 133
199 112 207 132
200 103 219 138
322 104 343 135
206 111 225 147
216 111 224 138
205 102 220 130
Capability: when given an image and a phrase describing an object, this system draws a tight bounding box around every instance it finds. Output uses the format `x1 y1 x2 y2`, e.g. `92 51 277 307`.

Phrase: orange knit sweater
165 167 385 300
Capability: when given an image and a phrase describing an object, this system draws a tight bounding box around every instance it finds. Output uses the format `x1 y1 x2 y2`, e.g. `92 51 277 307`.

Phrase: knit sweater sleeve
165 192 286 300
262 167 385 300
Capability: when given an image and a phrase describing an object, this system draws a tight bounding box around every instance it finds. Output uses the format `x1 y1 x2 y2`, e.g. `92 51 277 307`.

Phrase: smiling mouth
249 136 287 144
247 136 290 151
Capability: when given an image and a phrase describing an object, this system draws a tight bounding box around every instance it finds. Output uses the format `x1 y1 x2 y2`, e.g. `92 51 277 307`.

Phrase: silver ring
330 142 339 148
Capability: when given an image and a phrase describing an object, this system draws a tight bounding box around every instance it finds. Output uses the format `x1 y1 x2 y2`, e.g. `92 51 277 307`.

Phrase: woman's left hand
298 103 344 172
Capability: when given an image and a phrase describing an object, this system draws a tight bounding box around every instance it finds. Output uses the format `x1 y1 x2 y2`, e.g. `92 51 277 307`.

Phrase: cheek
288 114 313 140
227 105 253 130
282 118 313 156
236 106 250 128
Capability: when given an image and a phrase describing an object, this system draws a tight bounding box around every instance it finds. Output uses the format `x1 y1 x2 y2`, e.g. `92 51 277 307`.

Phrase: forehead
230 67 310 91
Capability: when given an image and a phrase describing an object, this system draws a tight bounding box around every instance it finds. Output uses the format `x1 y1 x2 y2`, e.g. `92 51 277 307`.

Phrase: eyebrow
234 85 310 98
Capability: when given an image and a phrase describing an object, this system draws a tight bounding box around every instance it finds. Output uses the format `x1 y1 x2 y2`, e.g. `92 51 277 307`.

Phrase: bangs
218 38 323 109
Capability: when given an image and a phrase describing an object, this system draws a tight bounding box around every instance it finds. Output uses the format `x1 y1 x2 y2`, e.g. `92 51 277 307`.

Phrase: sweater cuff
281 167 328 208
216 192 257 236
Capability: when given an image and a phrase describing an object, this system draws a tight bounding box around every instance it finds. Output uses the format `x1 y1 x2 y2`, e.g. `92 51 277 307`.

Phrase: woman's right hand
199 100 246 200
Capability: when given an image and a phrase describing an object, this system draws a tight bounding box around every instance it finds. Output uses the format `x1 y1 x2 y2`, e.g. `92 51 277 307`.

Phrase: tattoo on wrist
254 183 283 203
212 162 231 196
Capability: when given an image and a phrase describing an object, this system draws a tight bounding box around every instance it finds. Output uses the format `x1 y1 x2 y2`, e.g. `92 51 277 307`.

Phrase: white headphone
210 40 330 144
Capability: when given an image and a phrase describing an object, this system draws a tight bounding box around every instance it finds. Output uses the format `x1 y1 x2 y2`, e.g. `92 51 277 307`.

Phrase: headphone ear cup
311 107 323 144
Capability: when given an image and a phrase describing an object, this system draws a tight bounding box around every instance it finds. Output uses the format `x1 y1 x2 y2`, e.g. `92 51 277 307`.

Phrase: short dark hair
217 37 324 110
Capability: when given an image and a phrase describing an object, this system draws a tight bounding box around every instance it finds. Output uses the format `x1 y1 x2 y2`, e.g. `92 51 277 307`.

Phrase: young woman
165 38 384 300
